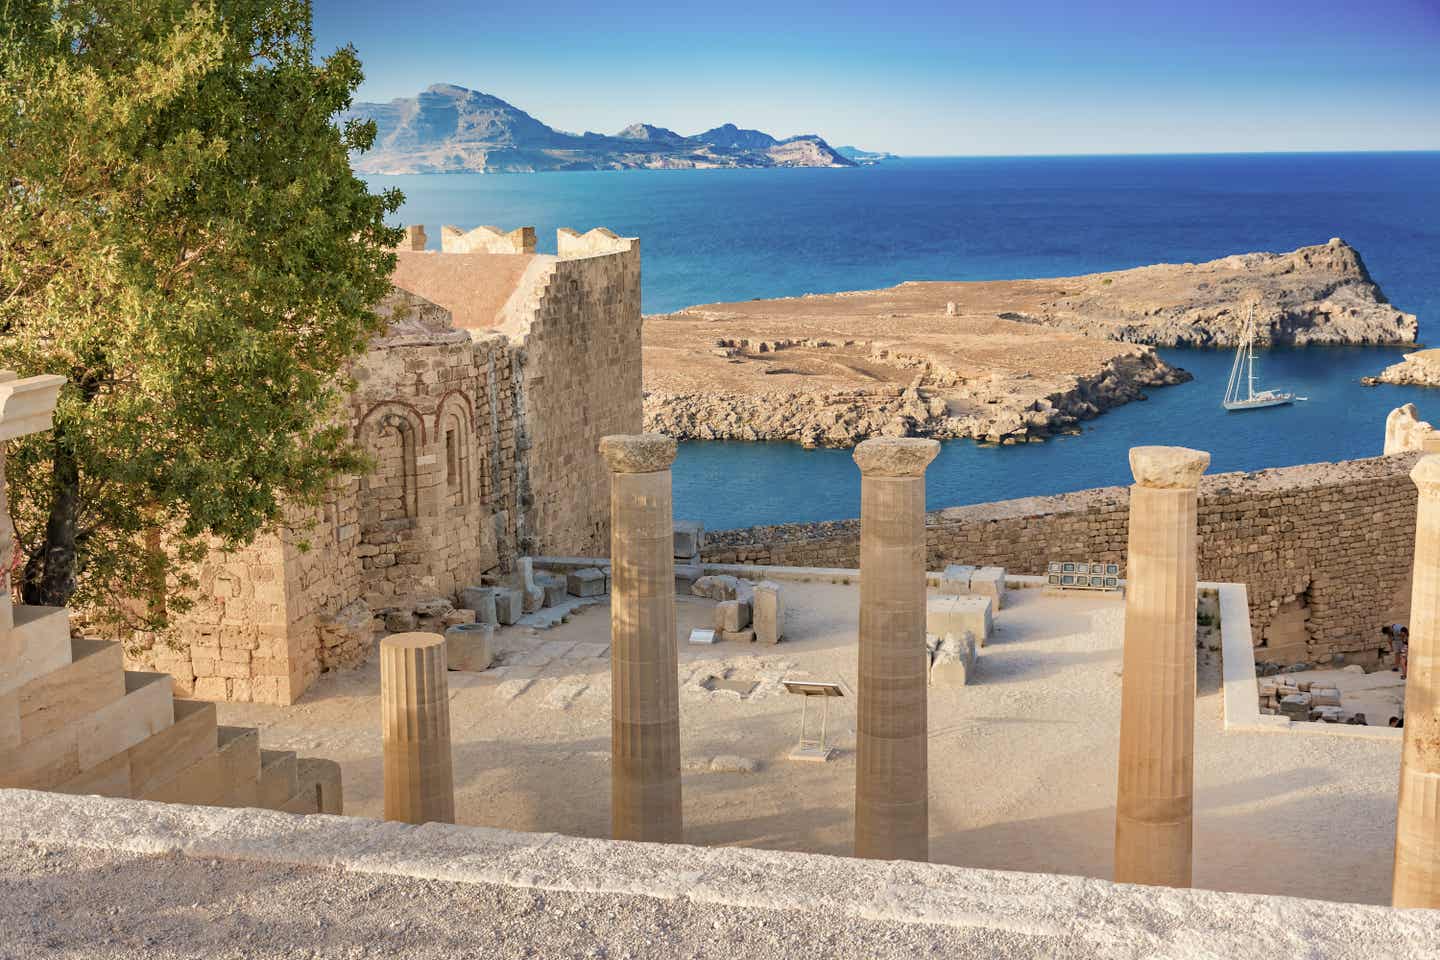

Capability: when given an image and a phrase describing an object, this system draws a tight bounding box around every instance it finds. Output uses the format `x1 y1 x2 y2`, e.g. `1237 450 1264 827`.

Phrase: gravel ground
0 843 1062 960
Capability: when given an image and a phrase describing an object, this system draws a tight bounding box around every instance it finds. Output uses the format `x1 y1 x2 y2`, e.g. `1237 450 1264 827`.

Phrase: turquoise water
375 152 1440 529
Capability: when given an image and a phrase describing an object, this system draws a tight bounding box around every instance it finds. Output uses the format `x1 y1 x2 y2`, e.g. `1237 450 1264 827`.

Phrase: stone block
567 567 606 598
459 586 497 625
216 725 261 805
77 671 174 772
1279 692 1312 721
295 757 344 815
1310 687 1342 707
969 566 1007 610
127 698 217 797
494 589 522 625
2 605 71 697
691 574 739 601
523 585 545 614
674 520 705 559
383 610 416 633
926 595 993 646
140 750 224 807
442 608 476 627
753 581 784 644
445 623 493 672
940 564 975 595
537 574 567 608
929 632 977 687
721 629 755 643
675 563 703 596
714 599 752 634
54 749 131 799
18 637 125 741
258 749 298 809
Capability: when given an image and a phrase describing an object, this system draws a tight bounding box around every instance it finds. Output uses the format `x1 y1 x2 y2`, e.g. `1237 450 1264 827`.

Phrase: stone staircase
1 611 341 813
0 370 340 814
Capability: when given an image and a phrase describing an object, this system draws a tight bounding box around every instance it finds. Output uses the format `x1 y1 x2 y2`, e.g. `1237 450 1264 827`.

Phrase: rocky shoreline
641 239 1413 448
1363 349 1440 389
645 343 1189 447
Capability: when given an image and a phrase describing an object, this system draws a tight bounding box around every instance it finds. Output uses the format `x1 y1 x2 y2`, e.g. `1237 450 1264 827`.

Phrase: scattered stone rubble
1257 673 1369 725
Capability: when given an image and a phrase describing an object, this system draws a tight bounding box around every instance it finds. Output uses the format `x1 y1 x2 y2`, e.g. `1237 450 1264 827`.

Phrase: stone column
1114 445 1209 888
380 632 455 825
601 434 682 843
1395 455 1440 908
853 437 940 862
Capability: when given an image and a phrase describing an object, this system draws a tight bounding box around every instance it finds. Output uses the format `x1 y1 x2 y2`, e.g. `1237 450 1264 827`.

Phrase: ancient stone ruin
126 225 643 704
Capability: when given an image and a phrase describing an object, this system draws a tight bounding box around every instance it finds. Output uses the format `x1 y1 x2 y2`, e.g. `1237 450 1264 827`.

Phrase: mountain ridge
344 84 868 174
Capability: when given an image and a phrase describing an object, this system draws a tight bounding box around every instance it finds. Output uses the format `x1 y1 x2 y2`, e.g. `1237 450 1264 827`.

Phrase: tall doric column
1395 455 1440 908
380 632 455 825
1114 445 1209 887
600 433 682 843
853 437 940 862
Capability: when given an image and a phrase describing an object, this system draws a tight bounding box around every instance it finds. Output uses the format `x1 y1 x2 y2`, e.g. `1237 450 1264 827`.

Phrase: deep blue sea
372 153 1440 529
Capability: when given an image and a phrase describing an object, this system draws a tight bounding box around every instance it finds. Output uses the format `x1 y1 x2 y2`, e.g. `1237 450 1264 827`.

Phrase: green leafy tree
0 0 402 628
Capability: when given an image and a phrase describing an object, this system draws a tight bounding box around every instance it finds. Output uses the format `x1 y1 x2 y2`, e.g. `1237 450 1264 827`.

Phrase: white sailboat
1222 306 1300 411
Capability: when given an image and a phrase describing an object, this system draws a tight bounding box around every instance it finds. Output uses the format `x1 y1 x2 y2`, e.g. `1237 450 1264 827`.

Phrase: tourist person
1398 626 1409 680
1390 715 1405 729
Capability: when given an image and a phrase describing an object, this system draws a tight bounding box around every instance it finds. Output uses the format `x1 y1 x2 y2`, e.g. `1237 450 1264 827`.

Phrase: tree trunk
20 429 80 609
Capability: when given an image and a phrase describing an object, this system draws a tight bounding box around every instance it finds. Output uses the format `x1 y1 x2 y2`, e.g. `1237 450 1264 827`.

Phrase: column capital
853 437 940 478
600 434 677 474
1128 446 1209 489
1413 454 1440 492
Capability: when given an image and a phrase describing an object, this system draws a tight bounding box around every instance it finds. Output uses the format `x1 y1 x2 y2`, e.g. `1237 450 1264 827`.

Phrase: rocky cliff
1365 349 1440 389
346 85 859 174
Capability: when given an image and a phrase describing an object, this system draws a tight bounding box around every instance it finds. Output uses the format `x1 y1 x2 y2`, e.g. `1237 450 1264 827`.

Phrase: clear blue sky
313 0 1440 155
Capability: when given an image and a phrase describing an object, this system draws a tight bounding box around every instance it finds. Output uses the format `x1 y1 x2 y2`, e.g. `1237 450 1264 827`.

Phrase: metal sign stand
783 678 844 763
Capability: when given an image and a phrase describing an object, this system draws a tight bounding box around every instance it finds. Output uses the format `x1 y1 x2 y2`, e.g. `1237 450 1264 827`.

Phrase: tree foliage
0 0 402 628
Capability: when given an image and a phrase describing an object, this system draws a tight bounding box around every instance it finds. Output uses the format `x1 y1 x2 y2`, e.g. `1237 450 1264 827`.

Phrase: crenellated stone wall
702 454 1421 665
128 226 642 704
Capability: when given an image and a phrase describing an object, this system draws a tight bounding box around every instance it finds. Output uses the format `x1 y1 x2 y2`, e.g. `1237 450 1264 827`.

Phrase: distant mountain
343 84 863 174
836 146 899 163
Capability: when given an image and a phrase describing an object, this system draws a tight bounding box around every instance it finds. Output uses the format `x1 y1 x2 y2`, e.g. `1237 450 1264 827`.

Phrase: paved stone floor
218 582 1405 905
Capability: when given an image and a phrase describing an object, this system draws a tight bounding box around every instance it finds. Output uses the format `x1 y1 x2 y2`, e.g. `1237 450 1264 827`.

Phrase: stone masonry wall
131 229 642 704
702 454 1421 664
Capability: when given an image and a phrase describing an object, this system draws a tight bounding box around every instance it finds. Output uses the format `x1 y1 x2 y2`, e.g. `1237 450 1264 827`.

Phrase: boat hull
1223 396 1294 411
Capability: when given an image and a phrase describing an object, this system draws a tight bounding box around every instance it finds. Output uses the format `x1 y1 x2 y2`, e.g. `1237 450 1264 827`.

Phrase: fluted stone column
853 437 940 862
1395 455 1440 908
381 632 455 825
1114 445 1209 887
601 434 682 843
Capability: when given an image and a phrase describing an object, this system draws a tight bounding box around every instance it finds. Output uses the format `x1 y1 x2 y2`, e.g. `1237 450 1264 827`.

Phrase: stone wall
129 226 642 704
702 454 1422 664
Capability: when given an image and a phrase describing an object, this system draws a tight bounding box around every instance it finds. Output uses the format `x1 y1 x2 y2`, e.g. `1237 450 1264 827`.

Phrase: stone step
258 749 298 809
129 699 217 798
216 725 261 807
18 637 125 741
279 758 344 815
0 669 173 790
2 606 72 696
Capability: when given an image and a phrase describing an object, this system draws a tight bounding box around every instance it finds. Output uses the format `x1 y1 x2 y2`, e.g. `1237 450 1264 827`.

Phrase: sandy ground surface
219 583 1404 906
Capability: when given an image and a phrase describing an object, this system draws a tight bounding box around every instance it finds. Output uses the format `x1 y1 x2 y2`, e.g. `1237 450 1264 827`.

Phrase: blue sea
372 152 1440 529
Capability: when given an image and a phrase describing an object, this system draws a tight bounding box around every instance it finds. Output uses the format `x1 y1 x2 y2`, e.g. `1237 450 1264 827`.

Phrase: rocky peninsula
1364 349 1440 389
642 239 1415 447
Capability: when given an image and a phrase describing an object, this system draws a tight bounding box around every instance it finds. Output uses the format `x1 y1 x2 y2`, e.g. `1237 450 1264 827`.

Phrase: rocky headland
931 238 1415 348
346 84 861 174
1364 349 1440 389
642 240 1416 447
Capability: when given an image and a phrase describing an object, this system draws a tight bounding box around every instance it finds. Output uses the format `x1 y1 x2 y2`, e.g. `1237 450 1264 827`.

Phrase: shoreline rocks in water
642 239 1414 447
1364 349 1440 389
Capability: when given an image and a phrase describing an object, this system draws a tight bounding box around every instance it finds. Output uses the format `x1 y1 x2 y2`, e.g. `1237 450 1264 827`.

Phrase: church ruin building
130 226 642 704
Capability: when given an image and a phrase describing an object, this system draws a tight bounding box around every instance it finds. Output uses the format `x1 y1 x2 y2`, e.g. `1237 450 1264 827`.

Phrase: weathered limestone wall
703 455 1421 664
508 230 643 556
130 227 642 704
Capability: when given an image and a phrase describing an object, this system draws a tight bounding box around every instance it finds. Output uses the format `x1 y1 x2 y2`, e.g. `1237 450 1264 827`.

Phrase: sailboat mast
1247 319 1256 401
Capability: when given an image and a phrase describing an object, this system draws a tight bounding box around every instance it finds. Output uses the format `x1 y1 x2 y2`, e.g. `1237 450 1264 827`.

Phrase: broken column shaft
853 437 940 862
1394 454 1440 908
380 632 455 825
601 433 682 843
1114 445 1209 887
